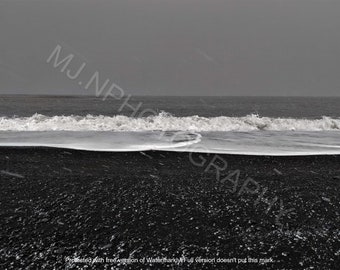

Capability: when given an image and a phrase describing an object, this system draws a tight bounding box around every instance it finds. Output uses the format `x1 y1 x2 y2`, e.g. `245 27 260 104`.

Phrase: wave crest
0 113 339 131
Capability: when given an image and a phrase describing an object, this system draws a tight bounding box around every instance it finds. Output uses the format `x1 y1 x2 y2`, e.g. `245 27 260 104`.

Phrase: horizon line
1 94 340 98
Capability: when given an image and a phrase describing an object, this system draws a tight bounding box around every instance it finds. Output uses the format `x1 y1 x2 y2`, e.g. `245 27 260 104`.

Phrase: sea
1 95 340 155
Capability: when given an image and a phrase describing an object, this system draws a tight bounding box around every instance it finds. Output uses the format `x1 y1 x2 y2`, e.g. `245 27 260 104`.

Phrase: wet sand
0 148 339 269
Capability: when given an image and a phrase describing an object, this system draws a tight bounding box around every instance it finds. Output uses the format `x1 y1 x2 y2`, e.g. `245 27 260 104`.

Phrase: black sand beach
0 148 339 269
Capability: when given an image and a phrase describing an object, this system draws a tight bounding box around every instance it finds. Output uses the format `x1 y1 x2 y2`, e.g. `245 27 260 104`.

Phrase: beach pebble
273 168 283 175
55 248 65 254
100 243 112 250
321 197 331 202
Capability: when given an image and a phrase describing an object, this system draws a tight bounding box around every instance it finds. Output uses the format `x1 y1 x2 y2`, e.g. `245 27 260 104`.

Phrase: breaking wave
0 112 340 132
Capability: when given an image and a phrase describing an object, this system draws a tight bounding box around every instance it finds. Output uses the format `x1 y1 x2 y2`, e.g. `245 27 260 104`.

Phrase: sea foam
0 112 339 132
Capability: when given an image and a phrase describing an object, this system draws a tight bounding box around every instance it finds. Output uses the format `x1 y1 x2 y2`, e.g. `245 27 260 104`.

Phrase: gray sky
1 0 340 96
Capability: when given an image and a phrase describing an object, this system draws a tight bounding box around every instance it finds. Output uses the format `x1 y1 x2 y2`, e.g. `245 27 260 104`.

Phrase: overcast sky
1 0 340 96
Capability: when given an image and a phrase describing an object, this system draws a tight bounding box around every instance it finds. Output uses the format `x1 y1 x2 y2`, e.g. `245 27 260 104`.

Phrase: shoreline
1 148 339 269
2 145 340 157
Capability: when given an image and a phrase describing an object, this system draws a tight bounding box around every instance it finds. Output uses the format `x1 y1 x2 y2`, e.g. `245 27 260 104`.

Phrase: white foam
0 130 339 156
0 112 340 132
177 131 340 156
0 131 201 152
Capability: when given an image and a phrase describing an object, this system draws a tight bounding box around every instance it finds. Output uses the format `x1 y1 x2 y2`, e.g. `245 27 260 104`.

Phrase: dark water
1 95 340 118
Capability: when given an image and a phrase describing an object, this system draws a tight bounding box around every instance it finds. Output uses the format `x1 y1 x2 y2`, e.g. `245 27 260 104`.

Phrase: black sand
0 148 339 269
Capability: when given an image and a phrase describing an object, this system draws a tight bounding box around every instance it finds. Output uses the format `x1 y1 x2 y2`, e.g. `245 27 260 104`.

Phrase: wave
0 130 340 155
0 131 202 152
0 112 340 132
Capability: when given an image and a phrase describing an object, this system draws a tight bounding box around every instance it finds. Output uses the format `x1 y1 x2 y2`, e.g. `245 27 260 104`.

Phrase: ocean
1 95 340 155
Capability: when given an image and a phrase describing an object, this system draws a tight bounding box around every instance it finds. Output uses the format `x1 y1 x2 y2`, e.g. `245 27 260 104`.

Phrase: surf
0 130 340 156
0 112 340 132
0 131 202 152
